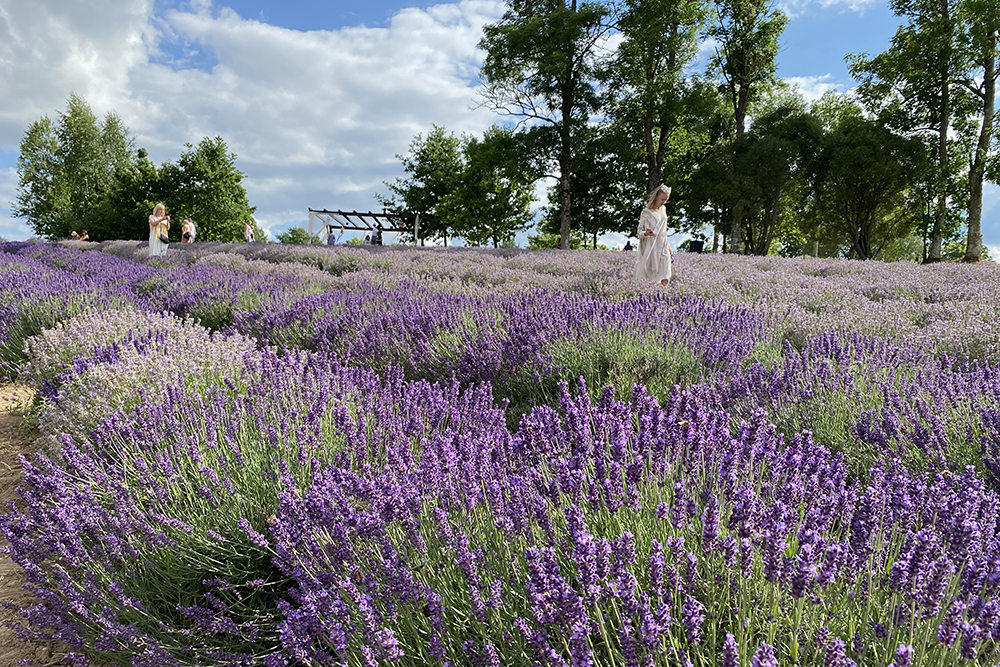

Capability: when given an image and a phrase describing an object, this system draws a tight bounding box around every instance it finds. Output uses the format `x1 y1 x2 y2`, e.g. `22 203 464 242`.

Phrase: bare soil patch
0 384 83 666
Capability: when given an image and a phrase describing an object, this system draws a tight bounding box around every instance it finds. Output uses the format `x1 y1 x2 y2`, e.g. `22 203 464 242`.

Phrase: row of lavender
95 239 1000 363
1 241 999 666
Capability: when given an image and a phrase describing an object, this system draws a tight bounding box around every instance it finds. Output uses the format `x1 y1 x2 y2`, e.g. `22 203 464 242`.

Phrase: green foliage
12 116 64 237
706 0 788 253
160 137 257 243
275 226 320 245
479 0 614 248
383 125 539 248
537 123 642 244
735 103 823 256
496 329 702 424
812 115 929 259
14 94 135 240
14 97 254 244
848 0 978 262
379 125 463 243
98 148 169 242
607 0 710 195
526 231 587 250
439 126 537 248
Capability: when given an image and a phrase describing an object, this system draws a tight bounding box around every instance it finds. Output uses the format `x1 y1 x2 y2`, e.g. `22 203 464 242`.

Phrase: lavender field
2 240 1000 667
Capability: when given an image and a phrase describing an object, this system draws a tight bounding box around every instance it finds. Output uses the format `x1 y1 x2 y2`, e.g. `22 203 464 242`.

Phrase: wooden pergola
307 209 420 244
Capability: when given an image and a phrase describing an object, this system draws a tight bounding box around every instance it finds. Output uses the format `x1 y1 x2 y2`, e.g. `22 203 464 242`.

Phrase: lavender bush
20 308 257 455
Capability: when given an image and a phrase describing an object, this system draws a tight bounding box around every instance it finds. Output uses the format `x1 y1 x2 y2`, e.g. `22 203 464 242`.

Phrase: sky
0 0 997 256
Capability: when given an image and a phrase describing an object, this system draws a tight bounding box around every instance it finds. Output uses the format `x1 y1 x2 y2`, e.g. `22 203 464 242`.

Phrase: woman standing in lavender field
634 184 673 286
148 203 170 257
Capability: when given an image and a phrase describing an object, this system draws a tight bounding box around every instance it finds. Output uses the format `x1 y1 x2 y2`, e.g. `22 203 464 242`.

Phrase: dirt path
0 384 80 666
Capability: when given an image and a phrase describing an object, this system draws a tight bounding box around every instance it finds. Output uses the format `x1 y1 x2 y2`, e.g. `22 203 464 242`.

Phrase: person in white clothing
148 203 170 257
634 184 674 286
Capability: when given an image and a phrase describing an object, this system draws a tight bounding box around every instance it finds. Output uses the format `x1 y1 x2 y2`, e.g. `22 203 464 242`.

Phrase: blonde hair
645 184 671 208
153 203 165 215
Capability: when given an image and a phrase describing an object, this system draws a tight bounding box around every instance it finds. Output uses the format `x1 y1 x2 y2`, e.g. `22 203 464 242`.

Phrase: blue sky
0 0 996 254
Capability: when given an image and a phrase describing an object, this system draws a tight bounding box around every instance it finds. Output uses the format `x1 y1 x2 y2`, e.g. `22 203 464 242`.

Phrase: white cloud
0 0 506 240
784 74 842 102
778 0 879 18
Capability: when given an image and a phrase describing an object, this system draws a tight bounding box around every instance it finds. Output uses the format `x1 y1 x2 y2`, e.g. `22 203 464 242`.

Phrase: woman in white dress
148 203 170 257
634 184 674 286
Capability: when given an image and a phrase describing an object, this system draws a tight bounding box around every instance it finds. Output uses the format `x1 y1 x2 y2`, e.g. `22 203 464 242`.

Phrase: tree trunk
727 77 750 255
559 165 572 250
926 0 951 263
558 51 575 250
729 213 743 254
811 239 819 257
966 30 997 262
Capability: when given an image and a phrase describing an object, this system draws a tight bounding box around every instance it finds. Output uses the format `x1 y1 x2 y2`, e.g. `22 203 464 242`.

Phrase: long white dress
634 206 672 283
149 216 168 257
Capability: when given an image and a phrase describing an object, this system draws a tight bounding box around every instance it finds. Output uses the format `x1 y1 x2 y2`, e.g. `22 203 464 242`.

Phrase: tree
733 102 823 255
14 94 135 240
160 137 256 243
609 0 709 193
813 115 928 259
849 0 969 262
14 97 254 244
537 122 642 247
438 126 536 248
707 0 788 253
479 0 614 249
378 126 463 245
958 0 999 261
276 227 319 245
12 116 64 237
98 148 167 242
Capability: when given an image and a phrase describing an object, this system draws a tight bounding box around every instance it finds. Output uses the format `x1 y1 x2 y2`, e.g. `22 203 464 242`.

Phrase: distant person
70 231 79 240
244 220 255 243
375 228 383 245
634 184 673 287
181 218 196 243
327 223 343 246
79 230 89 241
149 203 170 257
623 240 633 252
364 234 371 245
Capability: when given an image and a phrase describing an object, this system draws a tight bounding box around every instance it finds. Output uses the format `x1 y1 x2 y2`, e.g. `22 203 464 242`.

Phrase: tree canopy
14 96 255 243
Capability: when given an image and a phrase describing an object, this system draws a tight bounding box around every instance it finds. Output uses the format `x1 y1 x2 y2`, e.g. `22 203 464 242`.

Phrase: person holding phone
149 203 170 256
634 185 673 286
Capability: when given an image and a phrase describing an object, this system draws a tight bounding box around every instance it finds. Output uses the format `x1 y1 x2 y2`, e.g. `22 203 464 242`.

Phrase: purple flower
751 642 777 667
701 493 720 551
825 638 847 667
681 596 705 644
937 601 964 645
889 644 913 667
722 633 739 667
